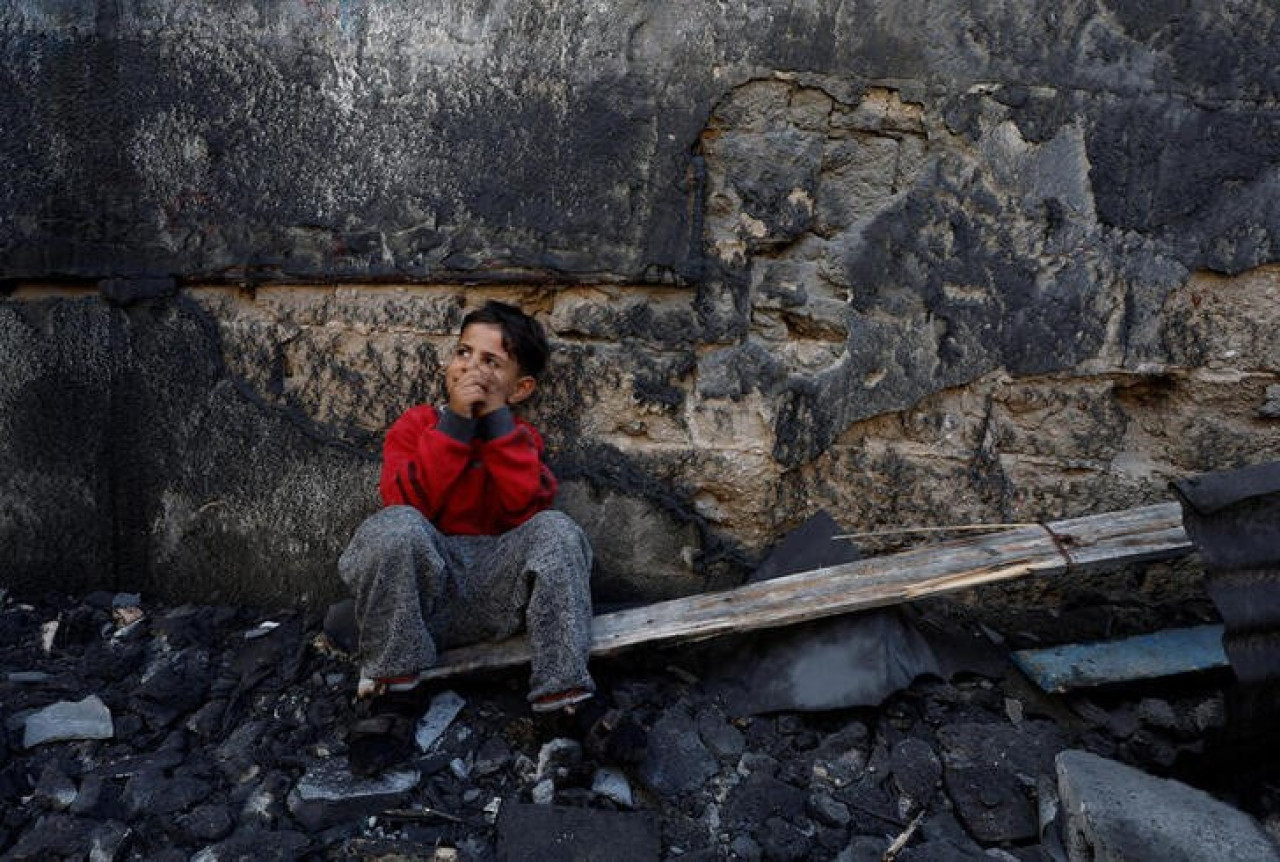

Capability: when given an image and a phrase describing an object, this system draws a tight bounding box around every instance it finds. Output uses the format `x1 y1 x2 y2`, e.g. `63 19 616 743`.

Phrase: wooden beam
418 502 1194 682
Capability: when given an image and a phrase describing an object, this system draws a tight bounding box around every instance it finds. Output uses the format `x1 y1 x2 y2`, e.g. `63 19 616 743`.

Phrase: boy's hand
449 368 505 417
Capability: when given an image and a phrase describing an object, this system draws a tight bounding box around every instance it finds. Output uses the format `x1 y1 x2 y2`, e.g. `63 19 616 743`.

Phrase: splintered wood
417 502 1194 682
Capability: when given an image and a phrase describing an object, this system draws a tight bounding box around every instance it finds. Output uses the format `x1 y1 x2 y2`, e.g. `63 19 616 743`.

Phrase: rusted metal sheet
1012 625 1229 694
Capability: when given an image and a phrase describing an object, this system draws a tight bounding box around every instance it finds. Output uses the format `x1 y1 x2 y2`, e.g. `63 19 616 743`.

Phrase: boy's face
446 322 536 417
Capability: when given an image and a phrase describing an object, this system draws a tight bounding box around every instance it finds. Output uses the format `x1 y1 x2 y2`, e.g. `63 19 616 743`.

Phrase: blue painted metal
1012 625 1228 693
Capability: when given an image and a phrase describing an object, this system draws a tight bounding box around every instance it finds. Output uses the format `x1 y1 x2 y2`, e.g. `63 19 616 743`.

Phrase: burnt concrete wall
2 1 1279 606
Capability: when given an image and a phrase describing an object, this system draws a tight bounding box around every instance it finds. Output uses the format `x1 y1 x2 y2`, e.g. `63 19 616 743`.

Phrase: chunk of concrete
286 759 419 831
939 720 1068 843
415 690 465 753
636 704 718 796
1055 749 1280 862
23 695 114 748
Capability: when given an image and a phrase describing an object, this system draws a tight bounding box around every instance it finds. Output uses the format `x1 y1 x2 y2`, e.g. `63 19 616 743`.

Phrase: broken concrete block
23 694 114 748
496 802 659 862
636 703 718 796
938 720 1068 843
415 690 465 753
285 759 419 831
1055 749 1280 862
889 737 942 804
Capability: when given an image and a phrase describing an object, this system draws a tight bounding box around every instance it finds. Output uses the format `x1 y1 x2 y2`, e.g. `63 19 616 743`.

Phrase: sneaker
530 688 594 714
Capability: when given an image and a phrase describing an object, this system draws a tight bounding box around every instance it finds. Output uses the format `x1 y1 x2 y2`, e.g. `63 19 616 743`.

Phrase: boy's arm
378 406 473 516
478 408 558 527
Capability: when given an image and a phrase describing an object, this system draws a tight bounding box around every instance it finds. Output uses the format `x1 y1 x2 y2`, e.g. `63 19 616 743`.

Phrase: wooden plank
1012 625 1228 693
418 502 1193 682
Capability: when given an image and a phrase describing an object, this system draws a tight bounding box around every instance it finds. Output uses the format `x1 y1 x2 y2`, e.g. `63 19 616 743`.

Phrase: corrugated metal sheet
1173 461 1280 684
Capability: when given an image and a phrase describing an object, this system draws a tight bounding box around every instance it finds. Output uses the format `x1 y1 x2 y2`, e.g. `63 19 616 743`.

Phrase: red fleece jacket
378 405 557 536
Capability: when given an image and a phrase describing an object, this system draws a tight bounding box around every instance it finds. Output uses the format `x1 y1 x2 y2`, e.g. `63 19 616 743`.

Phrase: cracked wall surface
2 1 1279 604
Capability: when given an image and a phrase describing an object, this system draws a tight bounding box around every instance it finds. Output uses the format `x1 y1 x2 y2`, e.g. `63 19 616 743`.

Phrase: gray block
23 695 114 748
285 759 420 832
1056 749 1280 862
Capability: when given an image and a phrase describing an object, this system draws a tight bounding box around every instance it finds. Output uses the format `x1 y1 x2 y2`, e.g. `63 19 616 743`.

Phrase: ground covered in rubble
1 591 1278 861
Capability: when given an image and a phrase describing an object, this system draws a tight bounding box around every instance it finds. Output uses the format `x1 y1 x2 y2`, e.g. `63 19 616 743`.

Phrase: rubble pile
1 591 1277 861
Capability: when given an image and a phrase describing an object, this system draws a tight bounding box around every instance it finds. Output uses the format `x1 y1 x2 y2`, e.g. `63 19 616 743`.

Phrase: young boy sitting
338 300 595 775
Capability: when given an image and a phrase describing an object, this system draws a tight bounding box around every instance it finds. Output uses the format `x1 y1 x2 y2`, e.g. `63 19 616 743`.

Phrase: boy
338 300 594 775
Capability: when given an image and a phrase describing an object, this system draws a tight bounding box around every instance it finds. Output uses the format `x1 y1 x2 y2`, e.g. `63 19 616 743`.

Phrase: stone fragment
92 748 185 780
837 836 890 862
530 778 555 805
178 804 235 844
473 734 511 777
807 790 852 827
592 767 635 808
7 813 98 859
536 737 583 783
1136 698 1182 734
496 802 660 862
23 694 114 747
32 762 78 810
239 771 291 826
890 738 942 804
731 834 763 860
124 769 212 817
215 719 267 782
637 704 718 796
70 774 110 817
943 765 1037 843
724 770 806 830
186 700 228 738
1259 385 1280 419
286 758 419 831
135 646 212 729
40 619 58 653
1056 750 1280 862
414 690 465 753
938 720 1068 842
758 814 814 861
189 827 311 861
88 820 132 862
697 708 746 760
1189 694 1227 733
242 620 280 640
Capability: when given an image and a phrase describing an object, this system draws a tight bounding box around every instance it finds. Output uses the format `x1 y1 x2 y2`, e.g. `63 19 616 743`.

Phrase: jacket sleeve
480 421 558 529
378 406 472 517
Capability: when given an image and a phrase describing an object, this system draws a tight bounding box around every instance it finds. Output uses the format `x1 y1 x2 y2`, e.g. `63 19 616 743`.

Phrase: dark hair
460 300 550 379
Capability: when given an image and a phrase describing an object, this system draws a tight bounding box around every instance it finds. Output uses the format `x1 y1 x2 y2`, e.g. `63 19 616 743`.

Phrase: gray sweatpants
338 506 594 701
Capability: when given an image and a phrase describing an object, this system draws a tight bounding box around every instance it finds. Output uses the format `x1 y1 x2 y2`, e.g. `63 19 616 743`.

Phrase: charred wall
2 1 1279 605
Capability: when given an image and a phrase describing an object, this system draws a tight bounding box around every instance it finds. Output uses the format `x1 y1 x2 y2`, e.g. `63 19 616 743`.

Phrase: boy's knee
525 510 589 554
340 506 439 582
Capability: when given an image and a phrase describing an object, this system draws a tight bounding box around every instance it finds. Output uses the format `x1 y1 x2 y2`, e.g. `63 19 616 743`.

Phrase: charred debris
1 463 1278 861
